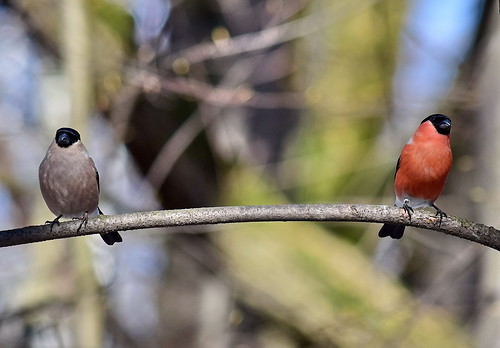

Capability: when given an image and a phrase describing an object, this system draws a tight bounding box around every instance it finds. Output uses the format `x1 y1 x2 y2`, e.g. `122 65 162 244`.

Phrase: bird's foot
402 199 414 221
73 212 89 232
45 214 62 232
432 204 447 227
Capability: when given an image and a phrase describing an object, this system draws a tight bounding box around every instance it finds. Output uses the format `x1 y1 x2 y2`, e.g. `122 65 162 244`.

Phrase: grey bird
39 127 122 245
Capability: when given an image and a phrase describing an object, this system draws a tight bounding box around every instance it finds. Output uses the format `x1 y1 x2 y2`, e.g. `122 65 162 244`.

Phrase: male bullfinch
39 128 122 245
378 114 452 239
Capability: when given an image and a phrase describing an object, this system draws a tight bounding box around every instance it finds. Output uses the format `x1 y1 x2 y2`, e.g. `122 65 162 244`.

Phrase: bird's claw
432 204 447 227
72 212 89 233
402 199 414 221
45 214 62 232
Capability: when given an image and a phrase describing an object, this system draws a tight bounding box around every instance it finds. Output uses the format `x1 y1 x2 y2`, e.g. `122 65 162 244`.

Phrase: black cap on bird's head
421 114 451 135
55 128 81 148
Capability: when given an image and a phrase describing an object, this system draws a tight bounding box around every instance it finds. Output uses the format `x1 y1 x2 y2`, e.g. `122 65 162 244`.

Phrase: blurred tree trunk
63 0 92 130
474 4 500 347
117 1 302 345
63 0 103 346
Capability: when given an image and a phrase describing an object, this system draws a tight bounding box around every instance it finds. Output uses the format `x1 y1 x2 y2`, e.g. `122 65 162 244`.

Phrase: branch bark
3 204 499 250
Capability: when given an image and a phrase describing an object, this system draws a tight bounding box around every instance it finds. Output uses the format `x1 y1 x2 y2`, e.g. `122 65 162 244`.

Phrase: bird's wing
96 169 100 193
394 156 401 179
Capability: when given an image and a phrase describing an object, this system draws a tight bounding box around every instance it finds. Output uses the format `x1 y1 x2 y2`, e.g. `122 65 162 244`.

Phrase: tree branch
2 204 499 250
165 0 380 66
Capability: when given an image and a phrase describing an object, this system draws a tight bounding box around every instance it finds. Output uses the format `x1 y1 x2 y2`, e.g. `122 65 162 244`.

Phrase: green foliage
89 0 134 52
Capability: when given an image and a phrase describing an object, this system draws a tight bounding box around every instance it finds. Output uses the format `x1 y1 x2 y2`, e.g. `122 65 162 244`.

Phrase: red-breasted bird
378 114 452 239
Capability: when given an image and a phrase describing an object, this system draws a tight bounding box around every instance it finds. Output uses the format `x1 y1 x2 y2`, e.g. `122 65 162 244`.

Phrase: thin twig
165 0 380 66
129 72 305 109
1 204 499 250
143 53 284 190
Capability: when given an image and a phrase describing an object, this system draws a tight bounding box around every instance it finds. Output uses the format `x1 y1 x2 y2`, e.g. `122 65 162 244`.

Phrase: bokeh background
0 0 497 347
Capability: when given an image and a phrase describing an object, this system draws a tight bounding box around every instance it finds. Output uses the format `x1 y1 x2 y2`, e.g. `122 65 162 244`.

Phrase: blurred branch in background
128 70 305 109
0 204 499 250
164 0 380 66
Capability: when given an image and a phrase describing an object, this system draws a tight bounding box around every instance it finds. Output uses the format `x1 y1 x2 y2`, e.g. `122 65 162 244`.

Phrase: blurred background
0 0 496 347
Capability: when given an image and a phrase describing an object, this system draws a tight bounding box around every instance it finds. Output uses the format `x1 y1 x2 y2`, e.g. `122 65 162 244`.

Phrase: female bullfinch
39 128 123 245
378 114 452 239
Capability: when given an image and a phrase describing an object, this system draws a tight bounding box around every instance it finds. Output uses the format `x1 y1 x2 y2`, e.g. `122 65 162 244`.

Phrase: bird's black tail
98 208 123 246
378 223 405 239
100 232 123 245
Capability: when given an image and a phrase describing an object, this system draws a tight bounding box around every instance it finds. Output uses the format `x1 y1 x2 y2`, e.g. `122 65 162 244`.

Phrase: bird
378 114 453 239
39 127 122 245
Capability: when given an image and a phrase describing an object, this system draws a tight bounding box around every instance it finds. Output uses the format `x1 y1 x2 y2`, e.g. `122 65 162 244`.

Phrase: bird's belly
40 164 99 217
395 195 432 209
394 168 448 207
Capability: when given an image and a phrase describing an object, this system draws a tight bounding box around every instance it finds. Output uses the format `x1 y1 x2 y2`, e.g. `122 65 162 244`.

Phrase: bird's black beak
57 134 71 147
439 120 451 132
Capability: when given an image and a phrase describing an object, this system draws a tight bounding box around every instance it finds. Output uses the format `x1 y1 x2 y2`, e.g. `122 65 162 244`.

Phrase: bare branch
128 72 305 109
2 204 499 250
165 0 380 66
